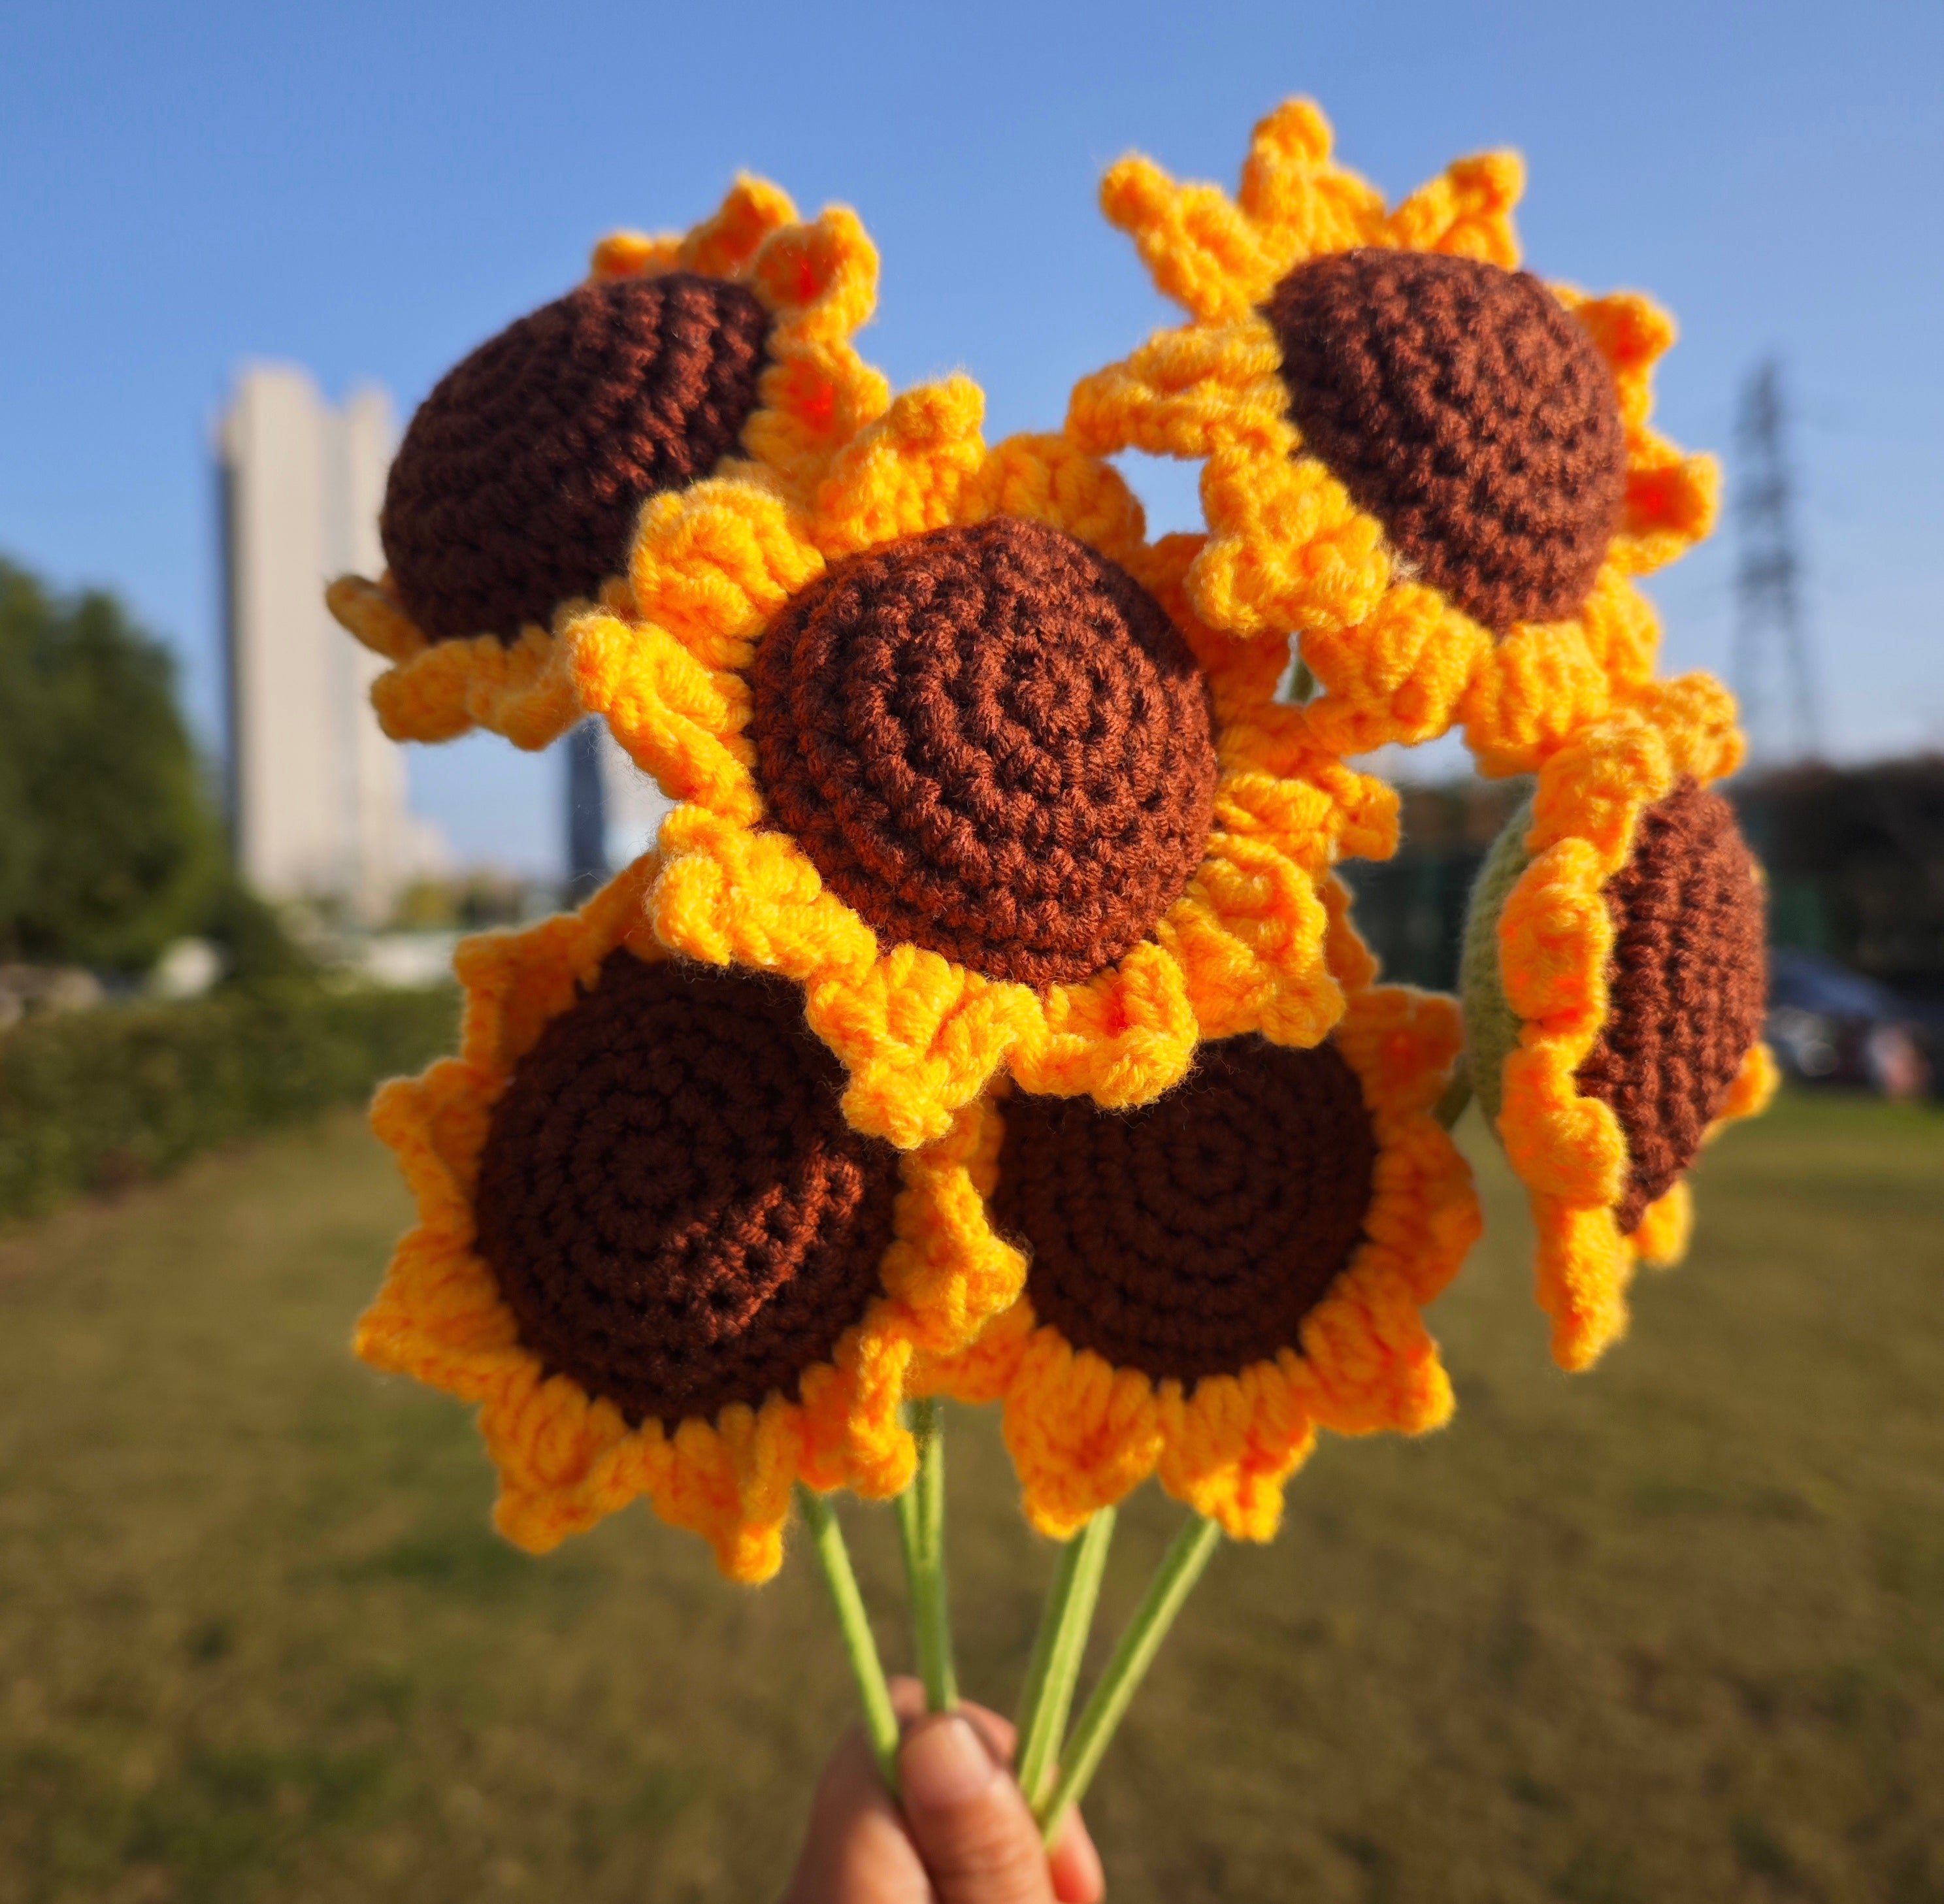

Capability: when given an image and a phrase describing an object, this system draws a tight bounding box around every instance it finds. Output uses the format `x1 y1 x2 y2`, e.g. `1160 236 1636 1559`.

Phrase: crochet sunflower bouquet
331 106 1775 1843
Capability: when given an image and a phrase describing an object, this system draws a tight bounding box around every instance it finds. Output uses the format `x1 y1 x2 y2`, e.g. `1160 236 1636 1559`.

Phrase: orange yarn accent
1482 687 1775 1370
354 850 1023 1581
1068 99 1718 778
572 379 1382 1149
915 982 1480 1542
327 176 889 749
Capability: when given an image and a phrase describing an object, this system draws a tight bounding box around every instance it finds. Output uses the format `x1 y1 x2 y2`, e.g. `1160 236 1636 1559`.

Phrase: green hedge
0 981 459 1223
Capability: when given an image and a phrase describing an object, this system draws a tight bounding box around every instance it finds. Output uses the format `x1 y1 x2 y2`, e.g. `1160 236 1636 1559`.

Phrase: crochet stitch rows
382 274 772 644
749 515 1219 990
475 949 899 1428
1573 780 1767 1230
994 1035 1378 1385
1267 248 1628 632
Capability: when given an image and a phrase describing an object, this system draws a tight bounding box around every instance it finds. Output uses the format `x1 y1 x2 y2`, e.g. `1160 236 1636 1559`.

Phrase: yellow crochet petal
1002 1330 1168 1540
326 574 421 664
1299 582 1492 758
1497 836 1617 1025
1459 617 1617 779
811 377 987 557
1632 1179 1694 1269
968 431 1150 567
808 947 1042 1151
1191 426 1390 638
571 611 762 824
1100 154 1282 322
628 478 825 672
589 173 797 282
1526 714 1673 869
1533 1197 1634 1372
1382 149 1524 265
1233 98 1387 271
1156 1360 1315 1541
1157 829 1338 1045
1066 323 1281 462
1615 444 1721 575
1010 941 1200 1106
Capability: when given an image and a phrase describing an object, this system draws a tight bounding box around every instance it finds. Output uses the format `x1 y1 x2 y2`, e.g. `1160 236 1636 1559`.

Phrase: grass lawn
0 1090 1938 1903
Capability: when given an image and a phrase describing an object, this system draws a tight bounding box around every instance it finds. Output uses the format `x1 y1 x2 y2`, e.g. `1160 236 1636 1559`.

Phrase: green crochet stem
895 1398 957 1712
1036 1512 1223 1845
1014 1507 1118 1809
797 1483 902 1796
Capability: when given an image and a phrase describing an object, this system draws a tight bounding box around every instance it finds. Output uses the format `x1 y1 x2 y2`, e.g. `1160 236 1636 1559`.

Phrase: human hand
781 1677 1106 1903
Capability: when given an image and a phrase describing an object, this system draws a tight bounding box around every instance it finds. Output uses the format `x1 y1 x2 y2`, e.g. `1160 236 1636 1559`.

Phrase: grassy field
0 1091 1938 1903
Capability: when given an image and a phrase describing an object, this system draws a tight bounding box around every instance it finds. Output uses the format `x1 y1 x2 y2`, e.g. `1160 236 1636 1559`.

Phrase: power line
1732 360 1822 764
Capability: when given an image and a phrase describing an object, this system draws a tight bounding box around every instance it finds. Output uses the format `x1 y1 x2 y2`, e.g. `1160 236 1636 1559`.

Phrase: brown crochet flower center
749 516 1219 991
1265 248 1627 631
995 1036 1377 1387
381 272 771 645
1575 780 1766 1232
472 951 898 1430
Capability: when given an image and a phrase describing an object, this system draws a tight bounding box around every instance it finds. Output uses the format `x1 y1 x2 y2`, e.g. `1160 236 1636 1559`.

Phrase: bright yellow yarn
571 377 1390 1150
353 851 1025 1582
1068 98 1721 780
327 174 890 750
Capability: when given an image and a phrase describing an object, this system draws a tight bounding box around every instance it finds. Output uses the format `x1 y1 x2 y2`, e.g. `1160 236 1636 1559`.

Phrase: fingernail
901 1715 997 1810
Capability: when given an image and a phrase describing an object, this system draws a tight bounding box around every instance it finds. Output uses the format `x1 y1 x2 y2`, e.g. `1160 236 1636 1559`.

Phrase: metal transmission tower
1732 360 1822 763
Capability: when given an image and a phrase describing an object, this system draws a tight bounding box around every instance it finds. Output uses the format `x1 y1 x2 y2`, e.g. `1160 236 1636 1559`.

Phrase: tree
0 557 225 971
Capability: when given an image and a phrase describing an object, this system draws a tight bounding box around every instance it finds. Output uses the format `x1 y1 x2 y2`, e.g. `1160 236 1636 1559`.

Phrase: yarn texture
751 516 1218 988
915 978 1481 1543
475 950 897 1429
571 375 1390 1151
1066 98 1719 778
353 851 1025 1581
998 1038 1376 1383
326 174 891 749
384 274 771 646
1464 680 1779 1370
1573 781 1768 1232
1268 248 1626 632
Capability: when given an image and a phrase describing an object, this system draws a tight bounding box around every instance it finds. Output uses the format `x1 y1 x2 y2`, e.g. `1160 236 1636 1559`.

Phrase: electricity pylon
1732 360 1821 764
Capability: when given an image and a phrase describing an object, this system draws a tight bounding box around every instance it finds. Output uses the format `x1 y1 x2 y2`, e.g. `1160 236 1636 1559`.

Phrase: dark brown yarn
995 1037 1378 1387
748 516 1219 990
1575 781 1767 1232
1265 248 1628 631
381 273 771 644
472 951 898 1429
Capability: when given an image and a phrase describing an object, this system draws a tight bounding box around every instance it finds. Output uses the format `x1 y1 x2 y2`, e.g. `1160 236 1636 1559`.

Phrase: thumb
898 1713 1058 1904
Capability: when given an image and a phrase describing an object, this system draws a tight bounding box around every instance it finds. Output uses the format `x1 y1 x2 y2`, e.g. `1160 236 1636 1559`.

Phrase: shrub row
0 981 459 1224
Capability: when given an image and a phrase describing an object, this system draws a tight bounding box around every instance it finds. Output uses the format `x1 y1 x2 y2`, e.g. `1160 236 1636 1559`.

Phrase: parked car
1766 948 1932 1100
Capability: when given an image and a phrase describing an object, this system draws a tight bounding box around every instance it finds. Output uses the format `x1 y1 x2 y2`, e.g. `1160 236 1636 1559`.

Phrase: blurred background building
218 367 448 925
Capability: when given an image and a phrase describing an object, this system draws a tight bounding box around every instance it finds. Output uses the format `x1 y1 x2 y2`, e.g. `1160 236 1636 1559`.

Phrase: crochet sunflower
1458 680 1779 1370
913 970 1481 1543
325 175 887 749
355 851 1023 1583
1067 99 1719 779
571 375 1396 1151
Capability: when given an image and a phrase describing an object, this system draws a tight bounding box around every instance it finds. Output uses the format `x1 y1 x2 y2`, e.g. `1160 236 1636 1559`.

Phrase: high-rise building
218 366 446 921
565 719 674 899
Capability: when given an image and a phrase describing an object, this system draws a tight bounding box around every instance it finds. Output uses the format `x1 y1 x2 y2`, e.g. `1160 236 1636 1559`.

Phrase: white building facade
219 367 446 923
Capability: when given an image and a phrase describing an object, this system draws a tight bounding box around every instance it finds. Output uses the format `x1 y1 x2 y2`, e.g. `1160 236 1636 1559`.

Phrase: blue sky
4 0 1939 875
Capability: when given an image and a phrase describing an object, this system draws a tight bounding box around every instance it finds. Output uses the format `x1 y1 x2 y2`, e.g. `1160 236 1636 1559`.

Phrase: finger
1047 1807 1106 1904
899 1713 1058 1904
780 1720 925 1904
955 1698 1018 1766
